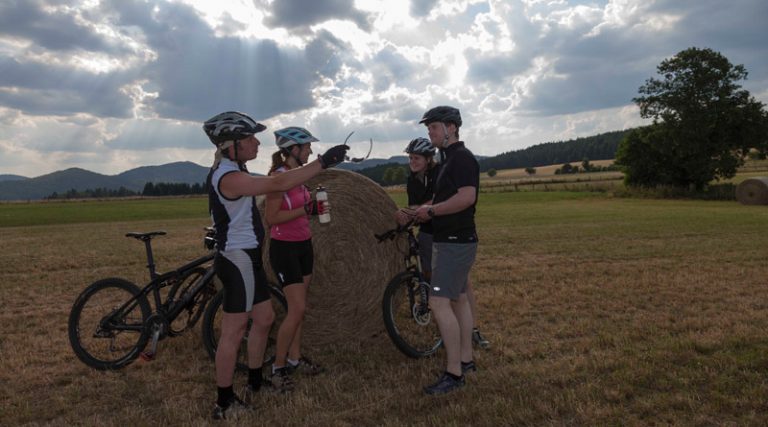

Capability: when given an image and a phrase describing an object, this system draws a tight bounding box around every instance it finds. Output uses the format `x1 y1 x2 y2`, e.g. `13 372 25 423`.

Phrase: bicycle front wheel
382 272 443 358
68 278 151 370
201 284 287 371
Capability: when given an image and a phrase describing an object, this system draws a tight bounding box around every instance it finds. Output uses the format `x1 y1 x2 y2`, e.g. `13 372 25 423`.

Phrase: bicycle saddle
125 231 167 241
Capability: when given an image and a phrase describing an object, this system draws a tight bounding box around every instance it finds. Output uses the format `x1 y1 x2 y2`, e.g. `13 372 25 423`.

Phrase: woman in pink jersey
264 126 326 392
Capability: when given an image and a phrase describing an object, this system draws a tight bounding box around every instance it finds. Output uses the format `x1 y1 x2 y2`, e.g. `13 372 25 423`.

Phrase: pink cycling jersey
269 167 312 242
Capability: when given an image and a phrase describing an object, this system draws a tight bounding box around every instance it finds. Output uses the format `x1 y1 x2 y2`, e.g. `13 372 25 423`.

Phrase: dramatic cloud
0 0 766 177
265 0 373 32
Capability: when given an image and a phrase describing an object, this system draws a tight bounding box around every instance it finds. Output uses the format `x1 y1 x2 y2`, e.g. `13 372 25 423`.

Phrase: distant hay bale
736 177 768 205
258 169 403 348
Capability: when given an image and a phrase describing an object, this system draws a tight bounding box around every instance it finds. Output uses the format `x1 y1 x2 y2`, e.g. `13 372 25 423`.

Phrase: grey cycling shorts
430 242 477 300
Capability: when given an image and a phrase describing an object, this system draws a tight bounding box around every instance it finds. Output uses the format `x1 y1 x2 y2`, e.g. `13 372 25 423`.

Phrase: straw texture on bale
258 169 404 348
736 177 768 205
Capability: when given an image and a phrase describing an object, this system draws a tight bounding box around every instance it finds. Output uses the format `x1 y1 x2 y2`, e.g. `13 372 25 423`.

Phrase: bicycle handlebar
374 220 415 243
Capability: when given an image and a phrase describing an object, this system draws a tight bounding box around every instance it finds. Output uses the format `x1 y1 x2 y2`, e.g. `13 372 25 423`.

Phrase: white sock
287 358 299 367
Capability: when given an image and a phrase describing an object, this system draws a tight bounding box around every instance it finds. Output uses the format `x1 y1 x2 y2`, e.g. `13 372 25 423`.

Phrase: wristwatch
427 207 435 218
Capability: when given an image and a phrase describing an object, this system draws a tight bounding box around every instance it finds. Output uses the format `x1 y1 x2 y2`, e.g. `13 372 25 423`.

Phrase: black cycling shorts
269 238 314 287
215 247 271 313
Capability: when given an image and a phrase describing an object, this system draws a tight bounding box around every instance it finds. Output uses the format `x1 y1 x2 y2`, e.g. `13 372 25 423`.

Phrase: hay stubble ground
2 193 768 426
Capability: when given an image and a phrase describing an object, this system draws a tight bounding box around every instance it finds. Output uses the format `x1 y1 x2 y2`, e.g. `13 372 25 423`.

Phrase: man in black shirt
414 106 479 395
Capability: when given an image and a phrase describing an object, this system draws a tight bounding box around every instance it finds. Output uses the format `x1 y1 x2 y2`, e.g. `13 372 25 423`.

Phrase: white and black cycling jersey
207 158 265 251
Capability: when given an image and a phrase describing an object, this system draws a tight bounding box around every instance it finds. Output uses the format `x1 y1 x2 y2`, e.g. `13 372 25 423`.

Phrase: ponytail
269 150 287 175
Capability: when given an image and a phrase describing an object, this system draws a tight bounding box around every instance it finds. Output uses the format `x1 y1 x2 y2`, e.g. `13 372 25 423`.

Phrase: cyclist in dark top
395 137 490 350
413 106 480 395
395 137 439 278
203 111 348 420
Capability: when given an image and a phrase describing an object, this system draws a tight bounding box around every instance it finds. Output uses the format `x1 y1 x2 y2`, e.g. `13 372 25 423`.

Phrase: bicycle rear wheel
68 278 151 370
382 271 443 358
201 284 287 371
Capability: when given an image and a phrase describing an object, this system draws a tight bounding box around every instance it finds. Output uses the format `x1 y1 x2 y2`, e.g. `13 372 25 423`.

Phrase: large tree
617 47 768 189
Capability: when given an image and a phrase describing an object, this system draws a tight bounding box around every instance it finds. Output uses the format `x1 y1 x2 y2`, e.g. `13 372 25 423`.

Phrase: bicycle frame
149 253 215 315
97 251 215 334
377 221 427 280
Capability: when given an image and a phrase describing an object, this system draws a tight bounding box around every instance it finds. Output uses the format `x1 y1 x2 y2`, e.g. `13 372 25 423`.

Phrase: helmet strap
282 145 304 167
441 123 450 148
292 146 305 167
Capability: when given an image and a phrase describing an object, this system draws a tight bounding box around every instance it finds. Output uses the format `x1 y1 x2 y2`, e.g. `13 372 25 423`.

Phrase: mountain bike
375 222 443 358
68 228 218 370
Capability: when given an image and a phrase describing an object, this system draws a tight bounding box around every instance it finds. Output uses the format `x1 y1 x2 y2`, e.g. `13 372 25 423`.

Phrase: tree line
354 132 627 186
46 182 207 199
477 130 629 173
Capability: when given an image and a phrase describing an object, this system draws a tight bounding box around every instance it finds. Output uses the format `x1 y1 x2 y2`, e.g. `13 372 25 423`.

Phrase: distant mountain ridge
0 174 28 182
0 161 210 201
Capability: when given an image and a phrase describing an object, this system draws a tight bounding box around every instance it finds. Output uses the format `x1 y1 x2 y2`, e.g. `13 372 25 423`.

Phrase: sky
1 0 766 178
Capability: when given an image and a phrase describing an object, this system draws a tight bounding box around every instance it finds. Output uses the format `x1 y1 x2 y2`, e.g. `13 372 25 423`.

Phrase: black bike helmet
203 111 266 145
418 105 462 127
404 137 436 156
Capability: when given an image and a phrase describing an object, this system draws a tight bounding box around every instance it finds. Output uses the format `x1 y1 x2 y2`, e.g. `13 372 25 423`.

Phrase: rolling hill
0 174 28 182
0 162 209 201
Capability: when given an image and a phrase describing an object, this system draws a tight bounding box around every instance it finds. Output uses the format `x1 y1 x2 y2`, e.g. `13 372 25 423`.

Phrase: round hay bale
736 177 768 205
258 169 403 348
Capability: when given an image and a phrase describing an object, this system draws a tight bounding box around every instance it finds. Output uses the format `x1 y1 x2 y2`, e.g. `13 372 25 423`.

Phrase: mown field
2 191 768 426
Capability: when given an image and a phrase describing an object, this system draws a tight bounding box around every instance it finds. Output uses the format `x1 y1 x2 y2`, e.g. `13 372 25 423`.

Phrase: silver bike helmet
404 137 435 156
274 126 319 149
203 111 266 145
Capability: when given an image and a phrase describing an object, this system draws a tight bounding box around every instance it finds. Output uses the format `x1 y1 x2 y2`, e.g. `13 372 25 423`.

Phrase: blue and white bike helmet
274 127 319 149
405 137 436 156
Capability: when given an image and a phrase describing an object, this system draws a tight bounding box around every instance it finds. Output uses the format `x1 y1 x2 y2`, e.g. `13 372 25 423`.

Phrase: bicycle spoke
84 298 141 354
69 279 149 369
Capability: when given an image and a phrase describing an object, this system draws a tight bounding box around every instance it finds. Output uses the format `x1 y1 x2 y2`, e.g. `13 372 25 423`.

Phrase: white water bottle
316 185 330 224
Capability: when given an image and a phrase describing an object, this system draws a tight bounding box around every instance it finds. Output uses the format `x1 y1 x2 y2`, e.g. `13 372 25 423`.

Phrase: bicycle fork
411 279 432 325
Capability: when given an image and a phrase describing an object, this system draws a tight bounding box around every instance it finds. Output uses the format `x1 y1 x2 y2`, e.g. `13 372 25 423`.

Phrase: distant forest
47 182 207 199
356 129 631 184
477 129 630 172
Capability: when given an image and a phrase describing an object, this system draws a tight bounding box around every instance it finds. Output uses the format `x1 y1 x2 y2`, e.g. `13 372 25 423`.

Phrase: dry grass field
2 192 768 426
481 160 623 193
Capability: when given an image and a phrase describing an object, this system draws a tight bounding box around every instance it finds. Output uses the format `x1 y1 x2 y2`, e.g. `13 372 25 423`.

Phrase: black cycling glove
319 144 349 169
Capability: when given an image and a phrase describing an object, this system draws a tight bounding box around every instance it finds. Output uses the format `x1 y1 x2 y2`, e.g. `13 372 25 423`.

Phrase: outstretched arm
220 144 348 199
221 161 322 199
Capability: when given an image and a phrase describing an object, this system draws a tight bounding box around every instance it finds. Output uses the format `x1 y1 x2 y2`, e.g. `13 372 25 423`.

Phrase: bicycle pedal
139 351 156 361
